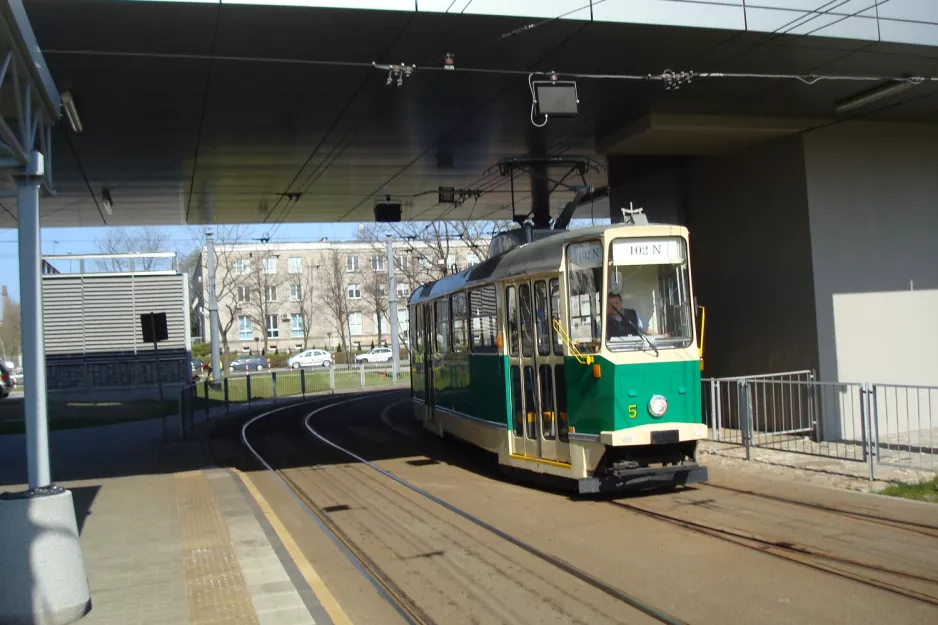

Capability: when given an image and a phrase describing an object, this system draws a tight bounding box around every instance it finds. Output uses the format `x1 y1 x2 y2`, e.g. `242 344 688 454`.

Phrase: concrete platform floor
0 415 337 625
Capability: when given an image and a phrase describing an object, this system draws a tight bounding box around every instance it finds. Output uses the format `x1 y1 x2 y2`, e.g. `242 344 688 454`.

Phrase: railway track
242 392 687 625
699 482 938 539
375 399 938 613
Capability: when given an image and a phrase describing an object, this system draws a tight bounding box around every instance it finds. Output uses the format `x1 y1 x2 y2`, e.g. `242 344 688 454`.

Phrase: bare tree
244 252 284 353
185 226 248 368
358 255 389 345
294 258 319 350
0 295 21 360
95 226 169 271
317 250 352 355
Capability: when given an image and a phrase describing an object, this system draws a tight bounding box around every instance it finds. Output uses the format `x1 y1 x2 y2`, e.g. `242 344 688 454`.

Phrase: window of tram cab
565 241 603 354
606 236 693 351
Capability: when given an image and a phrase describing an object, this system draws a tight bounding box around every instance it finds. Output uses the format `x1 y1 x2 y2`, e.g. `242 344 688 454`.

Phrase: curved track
237 391 938 625
242 392 684 625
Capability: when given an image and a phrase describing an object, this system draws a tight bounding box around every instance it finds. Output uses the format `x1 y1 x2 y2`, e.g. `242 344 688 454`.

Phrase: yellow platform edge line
232 468 353 625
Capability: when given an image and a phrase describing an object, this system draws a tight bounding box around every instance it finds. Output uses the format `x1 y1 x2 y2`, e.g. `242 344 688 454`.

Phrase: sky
0 222 363 302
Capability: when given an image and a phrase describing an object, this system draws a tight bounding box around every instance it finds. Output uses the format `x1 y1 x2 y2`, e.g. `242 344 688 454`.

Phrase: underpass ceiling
7 0 938 228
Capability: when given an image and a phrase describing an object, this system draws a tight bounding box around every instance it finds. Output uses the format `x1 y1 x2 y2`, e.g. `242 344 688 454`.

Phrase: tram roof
408 222 687 305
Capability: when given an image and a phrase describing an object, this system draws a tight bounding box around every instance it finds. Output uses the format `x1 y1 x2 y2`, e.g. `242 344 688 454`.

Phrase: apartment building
193 238 484 354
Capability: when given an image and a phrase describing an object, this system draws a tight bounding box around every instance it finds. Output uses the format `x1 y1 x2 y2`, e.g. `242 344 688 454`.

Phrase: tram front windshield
606 237 693 351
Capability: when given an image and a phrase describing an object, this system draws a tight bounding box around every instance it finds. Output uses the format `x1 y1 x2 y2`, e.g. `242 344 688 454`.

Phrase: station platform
0 413 342 625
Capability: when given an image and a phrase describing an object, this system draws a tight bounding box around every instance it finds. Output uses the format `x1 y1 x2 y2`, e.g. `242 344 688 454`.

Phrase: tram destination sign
567 241 603 268
612 237 684 266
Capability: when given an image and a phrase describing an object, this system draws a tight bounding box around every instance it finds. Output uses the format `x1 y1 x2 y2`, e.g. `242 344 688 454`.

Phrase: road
220 390 938 625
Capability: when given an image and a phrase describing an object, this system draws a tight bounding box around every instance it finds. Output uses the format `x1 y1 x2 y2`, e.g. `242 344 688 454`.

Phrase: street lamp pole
386 234 400 381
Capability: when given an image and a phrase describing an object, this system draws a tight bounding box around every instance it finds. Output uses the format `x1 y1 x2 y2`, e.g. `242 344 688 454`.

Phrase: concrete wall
607 156 686 225
683 136 819 378
608 137 820 378
803 122 938 386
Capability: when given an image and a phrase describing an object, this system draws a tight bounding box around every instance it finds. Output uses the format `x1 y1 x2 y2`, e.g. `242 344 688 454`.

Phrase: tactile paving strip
176 470 260 625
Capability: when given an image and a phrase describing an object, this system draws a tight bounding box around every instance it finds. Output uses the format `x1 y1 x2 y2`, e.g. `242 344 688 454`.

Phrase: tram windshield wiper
621 316 659 358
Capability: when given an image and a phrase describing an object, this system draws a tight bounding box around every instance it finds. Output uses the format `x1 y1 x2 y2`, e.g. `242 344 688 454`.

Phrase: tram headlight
648 395 668 418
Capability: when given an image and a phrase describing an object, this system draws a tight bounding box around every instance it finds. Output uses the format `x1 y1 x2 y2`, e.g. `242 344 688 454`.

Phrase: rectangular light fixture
533 81 579 117
61 90 83 133
833 80 916 115
374 199 402 222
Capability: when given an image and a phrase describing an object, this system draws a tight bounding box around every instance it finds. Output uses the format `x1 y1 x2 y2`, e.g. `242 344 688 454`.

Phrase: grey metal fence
703 372 937 478
179 362 411 437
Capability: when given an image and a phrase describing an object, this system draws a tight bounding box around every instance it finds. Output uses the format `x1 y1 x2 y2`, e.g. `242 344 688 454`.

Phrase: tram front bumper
577 463 708 494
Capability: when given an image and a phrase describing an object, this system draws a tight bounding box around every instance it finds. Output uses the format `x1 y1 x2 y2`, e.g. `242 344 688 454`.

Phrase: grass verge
879 476 938 504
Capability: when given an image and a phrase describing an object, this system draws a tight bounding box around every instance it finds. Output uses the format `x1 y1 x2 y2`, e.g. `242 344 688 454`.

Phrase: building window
466 252 479 267
234 258 249 275
265 286 277 301
377 283 386 297
266 314 279 338
262 257 277 274
372 255 385 271
346 255 359 272
238 315 252 340
394 255 408 270
237 286 250 302
290 284 302 301
348 312 363 336
398 307 409 340
397 283 410 301
347 283 361 299
372 313 388 333
446 254 456 270
291 313 304 337
287 256 302 274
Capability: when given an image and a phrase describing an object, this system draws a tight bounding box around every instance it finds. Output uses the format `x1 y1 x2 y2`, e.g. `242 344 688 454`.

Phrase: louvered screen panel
132 275 187 351
41 278 85 355
83 276 137 354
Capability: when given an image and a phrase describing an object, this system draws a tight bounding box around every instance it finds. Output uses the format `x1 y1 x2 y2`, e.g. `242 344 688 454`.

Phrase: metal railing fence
703 371 937 478
179 362 411 437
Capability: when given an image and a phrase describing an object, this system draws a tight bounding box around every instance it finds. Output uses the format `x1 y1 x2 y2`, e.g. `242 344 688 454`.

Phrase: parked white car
355 347 393 363
288 349 333 369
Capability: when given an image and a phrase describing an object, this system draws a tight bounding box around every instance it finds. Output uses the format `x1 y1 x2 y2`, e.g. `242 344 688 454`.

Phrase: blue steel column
17 151 50 489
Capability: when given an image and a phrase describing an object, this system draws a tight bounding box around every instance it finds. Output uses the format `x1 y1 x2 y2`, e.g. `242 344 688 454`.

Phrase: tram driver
606 292 658 338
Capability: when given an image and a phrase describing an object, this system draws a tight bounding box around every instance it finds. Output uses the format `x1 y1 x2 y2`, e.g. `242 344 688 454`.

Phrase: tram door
422 303 436 424
506 280 571 463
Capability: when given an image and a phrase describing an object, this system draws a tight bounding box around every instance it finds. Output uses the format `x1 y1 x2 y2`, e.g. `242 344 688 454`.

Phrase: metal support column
386 234 400 382
530 163 551 229
205 227 222 387
17 151 49 488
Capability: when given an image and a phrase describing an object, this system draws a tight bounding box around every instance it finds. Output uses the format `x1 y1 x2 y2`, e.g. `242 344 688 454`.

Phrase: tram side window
519 284 534 358
412 306 422 354
550 279 563 356
451 292 468 353
556 364 568 442
470 285 498 354
566 241 603 355
506 286 519 357
534 281 551 357
523 366 537 439
540 364 555 440
436 299 450 354
510 366 523 437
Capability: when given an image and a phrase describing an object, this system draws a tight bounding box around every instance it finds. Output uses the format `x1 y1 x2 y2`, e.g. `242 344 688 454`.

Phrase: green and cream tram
408 222 708 493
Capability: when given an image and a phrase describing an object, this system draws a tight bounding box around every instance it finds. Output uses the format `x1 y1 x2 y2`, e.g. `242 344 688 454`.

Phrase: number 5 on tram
408 222 708 493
